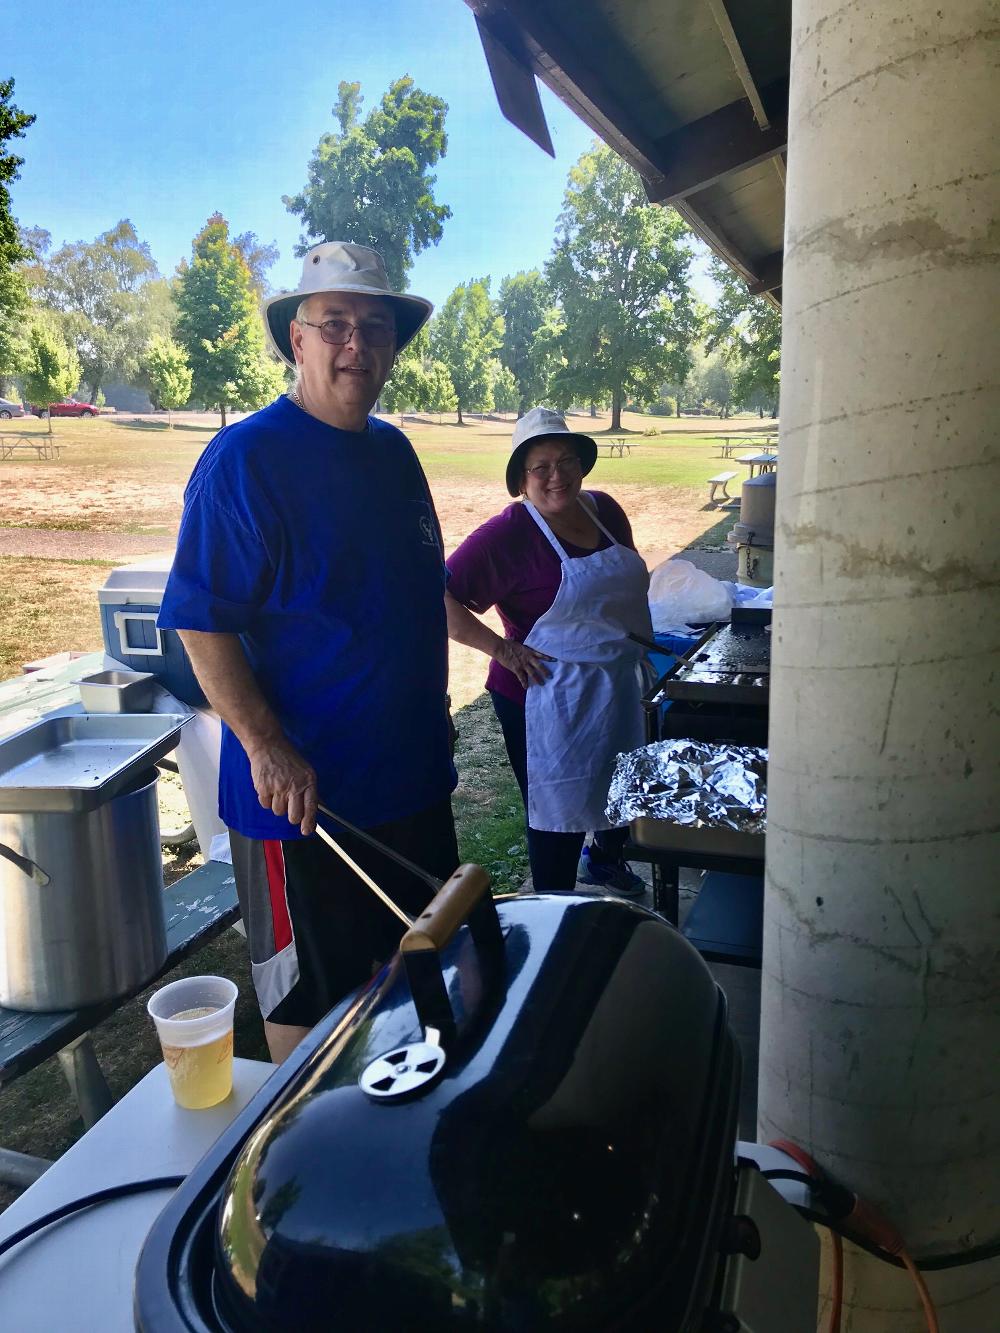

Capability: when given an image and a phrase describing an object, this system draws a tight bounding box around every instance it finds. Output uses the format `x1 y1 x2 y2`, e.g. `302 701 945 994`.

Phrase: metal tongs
313 801 442 929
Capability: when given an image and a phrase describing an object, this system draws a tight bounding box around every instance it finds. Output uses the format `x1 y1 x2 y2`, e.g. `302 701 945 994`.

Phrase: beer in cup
147 975 238 1109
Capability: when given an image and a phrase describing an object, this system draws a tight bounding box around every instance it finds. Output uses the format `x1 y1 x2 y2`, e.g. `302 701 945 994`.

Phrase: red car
31 399 100 418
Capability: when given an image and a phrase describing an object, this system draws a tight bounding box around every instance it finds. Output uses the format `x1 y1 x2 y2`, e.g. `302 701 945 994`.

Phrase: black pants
230 799 458 1026
489 690 627 892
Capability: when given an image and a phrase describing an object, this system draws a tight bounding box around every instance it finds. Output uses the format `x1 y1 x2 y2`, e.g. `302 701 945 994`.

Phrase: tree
29 220 160 399
0 80 35 389
174 214 285 426
490 361 519 415
497 270 555 415
22 316 81 429
424 361 457 419
545 143 698 431
704 256 780 414
430 279 502 424
284 77 450 292
231 232 279 297
146 336 192 425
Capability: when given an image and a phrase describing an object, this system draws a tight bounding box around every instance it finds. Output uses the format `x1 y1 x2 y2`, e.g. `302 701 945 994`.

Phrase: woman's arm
444 590 552 688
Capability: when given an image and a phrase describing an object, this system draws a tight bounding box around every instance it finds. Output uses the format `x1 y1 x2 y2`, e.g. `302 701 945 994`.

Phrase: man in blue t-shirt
159 242 457 1063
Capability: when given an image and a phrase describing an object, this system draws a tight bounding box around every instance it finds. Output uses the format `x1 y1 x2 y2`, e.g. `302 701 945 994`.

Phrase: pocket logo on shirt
415 501 439 548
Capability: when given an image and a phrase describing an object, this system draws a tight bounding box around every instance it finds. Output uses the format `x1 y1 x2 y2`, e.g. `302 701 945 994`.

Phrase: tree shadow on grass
688 509 739 549
111 419 215 434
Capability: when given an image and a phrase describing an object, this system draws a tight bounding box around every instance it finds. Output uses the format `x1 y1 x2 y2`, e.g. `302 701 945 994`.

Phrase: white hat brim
262 285 433 367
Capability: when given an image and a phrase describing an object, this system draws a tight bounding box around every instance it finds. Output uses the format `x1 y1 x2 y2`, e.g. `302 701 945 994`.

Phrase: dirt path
0 528 175 560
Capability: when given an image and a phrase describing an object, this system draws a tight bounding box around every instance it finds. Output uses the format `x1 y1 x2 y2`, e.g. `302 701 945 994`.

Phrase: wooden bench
707 470 738 503
0 858 240 1187
0 436 62 461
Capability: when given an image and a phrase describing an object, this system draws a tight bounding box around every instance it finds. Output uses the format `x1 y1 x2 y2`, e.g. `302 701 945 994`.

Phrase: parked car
30 399 100 418
0 396 25 419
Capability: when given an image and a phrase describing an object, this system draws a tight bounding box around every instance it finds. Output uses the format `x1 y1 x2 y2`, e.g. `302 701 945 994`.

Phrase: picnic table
0 858 241 1188
0 433 62 460
736 451 779 478
718 433 776 459
598 435 633 457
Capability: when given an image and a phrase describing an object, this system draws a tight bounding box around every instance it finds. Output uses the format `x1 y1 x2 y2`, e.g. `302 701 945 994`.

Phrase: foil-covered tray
607 739 767 853
0 713 190 812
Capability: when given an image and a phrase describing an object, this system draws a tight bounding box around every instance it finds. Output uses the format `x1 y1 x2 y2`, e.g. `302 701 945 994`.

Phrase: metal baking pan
74 669 157 713
0 713 190 812
630 817 765 860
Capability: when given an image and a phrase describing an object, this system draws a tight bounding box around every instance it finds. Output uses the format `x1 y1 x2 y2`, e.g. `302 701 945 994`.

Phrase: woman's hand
493 639 554 688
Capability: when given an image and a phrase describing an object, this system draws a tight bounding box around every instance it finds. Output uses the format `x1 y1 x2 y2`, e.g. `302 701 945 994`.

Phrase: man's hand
248 738 319 836
493 639 555 689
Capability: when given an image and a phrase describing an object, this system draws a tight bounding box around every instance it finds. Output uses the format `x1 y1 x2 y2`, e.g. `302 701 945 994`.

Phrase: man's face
289 293 397 426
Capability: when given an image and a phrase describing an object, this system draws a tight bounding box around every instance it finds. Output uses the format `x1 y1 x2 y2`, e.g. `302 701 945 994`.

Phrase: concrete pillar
759 2 1000 1329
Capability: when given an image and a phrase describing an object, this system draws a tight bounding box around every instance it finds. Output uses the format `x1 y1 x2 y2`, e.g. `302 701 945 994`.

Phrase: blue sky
8 0 714 312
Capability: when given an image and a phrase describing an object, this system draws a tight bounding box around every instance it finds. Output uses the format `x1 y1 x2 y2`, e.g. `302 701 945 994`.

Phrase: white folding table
0 1058 273 1331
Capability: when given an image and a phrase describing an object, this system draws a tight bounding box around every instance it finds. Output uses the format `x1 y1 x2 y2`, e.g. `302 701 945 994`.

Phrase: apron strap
522 493 619 560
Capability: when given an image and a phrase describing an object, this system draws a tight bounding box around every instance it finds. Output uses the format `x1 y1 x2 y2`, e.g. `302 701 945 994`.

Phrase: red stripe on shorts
261 840 293 953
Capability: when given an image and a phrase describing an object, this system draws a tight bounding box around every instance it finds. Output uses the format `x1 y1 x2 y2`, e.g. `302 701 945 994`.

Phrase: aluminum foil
606 739 767 832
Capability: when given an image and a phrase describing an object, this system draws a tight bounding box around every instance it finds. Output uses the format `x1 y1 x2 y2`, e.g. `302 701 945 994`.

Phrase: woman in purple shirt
446 408 653 895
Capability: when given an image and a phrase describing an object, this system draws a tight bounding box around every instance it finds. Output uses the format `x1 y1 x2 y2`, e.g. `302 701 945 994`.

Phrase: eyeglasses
525 455 582 480
298 317 395 348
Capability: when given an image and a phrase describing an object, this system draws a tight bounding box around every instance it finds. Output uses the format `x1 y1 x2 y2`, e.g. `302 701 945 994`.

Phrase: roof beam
746 251 784 296
705 0 770 129
644 81 788 205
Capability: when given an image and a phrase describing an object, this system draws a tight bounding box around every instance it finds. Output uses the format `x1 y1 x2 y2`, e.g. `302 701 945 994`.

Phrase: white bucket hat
506 406 598 497
261 242 433 367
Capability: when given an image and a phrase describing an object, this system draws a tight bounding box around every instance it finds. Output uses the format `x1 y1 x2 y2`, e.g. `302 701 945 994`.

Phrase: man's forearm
177 630 283 752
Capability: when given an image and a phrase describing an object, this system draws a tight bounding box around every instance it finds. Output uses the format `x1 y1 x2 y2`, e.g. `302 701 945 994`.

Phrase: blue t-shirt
158 396 456 838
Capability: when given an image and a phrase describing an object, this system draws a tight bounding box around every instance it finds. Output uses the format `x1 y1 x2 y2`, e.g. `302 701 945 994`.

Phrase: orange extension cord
768 1139 939 1333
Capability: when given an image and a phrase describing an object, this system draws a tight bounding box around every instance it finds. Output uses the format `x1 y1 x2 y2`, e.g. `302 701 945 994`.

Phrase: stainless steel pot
0 770 167 1011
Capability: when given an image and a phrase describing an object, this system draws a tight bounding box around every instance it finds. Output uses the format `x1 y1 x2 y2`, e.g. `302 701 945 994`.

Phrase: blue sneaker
577 845 646 898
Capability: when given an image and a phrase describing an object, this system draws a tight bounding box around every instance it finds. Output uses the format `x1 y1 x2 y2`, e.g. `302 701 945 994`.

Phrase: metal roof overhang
464 0 791 306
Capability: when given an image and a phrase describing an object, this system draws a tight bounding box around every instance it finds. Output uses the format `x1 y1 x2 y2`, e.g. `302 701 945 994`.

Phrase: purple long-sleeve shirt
446 491 635 706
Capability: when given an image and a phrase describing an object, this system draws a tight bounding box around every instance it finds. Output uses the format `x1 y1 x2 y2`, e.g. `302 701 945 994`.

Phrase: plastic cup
147 975 238 1109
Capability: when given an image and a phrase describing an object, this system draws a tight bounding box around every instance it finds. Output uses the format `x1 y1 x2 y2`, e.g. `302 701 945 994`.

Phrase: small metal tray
74 669 157 713
0 713 190 813
630 817 765 860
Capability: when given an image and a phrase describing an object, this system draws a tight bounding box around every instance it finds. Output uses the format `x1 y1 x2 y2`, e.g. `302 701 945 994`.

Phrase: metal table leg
652 860 680 925
57 1035 115 1128
0 1147 52 1188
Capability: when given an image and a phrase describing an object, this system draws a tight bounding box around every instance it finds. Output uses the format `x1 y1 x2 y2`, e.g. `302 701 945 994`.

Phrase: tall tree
0 80 35 388
29 219 159 399
22 316 81 428
490 362 519 415
284 77 450 291
174 214 285 426
545 143 698 431
231 231 279 297
146 336 192 425
704 256 781 413
430 278 502 425
497 270 555 416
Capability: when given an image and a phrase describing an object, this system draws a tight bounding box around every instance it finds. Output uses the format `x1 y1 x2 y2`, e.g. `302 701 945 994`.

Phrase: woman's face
520 439 583 517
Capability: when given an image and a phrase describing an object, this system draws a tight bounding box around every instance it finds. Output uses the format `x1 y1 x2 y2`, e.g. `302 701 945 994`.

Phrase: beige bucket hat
506 406 598 496
261 242 433 367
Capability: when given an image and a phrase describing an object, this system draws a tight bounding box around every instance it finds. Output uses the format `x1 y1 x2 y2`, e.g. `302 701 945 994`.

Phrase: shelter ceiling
465 0 791 303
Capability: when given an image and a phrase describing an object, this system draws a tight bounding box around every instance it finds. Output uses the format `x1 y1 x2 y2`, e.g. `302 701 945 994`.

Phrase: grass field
0 404 758 1195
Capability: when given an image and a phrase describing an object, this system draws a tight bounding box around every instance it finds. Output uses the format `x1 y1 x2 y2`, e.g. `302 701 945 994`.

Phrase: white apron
523 495 653 833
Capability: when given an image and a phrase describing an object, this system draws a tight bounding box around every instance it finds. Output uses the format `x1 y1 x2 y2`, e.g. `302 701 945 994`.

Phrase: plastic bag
648 558 732 632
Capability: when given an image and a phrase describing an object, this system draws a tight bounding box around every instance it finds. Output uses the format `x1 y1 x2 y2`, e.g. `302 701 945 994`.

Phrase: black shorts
229 799 458 1027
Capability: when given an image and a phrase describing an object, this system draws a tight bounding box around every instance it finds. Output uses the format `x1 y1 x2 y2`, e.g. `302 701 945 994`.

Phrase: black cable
794 1207 1000 1273
0 1175 185 1262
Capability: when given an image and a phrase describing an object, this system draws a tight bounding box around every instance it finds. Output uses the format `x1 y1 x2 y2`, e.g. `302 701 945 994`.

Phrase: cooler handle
113 611 164 657
400 864 505 1039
